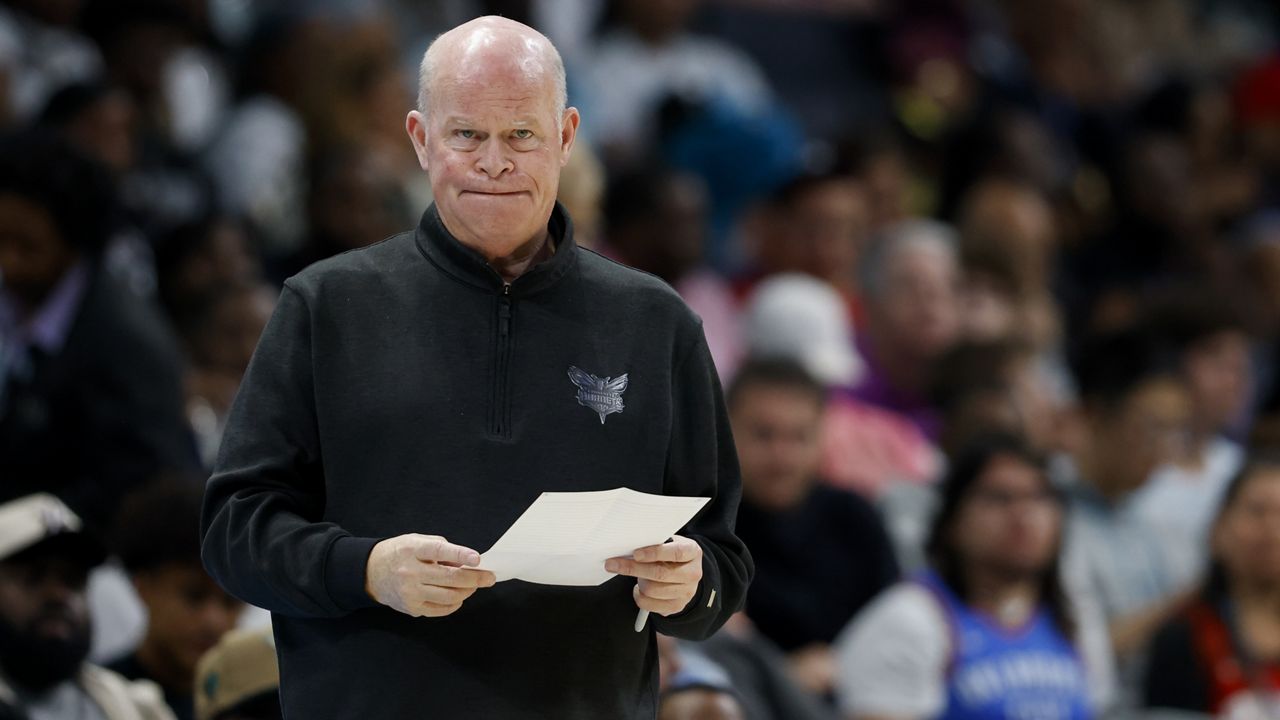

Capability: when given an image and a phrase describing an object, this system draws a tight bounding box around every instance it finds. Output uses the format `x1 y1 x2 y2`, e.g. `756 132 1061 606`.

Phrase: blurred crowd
1 0 1279 718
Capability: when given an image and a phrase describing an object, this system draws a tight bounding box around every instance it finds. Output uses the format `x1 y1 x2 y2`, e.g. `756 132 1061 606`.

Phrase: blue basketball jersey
916 571 1092 720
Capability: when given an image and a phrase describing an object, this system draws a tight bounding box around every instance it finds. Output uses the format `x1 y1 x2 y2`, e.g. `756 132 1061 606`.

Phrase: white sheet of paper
477 487 710 586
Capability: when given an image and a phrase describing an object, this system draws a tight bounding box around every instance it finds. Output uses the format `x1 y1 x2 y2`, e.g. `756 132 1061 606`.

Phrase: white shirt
585 30 772 153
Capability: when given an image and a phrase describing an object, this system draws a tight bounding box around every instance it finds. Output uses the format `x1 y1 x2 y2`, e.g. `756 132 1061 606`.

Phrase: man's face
0 549 92 691
873 244 961 362
406 54 578 260
730 385 824 511
790 179 869 287
952 454 1062 579
0 194 77 307
133 563 244 682
1094 376 1193 492
1183 330 1252 434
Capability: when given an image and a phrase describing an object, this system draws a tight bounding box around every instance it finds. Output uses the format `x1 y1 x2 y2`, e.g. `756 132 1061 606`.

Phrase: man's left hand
605 535 703 617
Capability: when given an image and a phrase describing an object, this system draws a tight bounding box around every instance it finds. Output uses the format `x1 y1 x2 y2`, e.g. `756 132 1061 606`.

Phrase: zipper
491 283 513 438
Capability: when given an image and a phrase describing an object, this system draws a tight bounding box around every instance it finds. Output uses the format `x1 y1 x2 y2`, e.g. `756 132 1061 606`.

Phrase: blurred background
0 0 1279 718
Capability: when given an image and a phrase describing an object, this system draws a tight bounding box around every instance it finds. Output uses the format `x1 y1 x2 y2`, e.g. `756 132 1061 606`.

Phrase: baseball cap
743 273 864 387
0 493 106 568
196 628 281 720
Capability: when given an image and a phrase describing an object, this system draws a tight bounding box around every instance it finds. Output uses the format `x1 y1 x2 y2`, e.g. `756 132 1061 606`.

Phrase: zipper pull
499 287 512 337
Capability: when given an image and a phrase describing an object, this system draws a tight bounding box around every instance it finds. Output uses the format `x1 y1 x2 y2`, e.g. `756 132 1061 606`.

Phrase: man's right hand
365 534 497 617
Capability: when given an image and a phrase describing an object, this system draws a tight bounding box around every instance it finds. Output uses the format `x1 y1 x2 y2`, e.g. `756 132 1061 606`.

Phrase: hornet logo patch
568 366 628 424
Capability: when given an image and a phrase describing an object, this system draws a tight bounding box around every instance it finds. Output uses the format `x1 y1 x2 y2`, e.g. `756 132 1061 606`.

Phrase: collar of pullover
415 201 578 297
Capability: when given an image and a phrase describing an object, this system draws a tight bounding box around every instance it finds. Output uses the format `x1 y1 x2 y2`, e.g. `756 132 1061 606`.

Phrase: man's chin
0 619 91 692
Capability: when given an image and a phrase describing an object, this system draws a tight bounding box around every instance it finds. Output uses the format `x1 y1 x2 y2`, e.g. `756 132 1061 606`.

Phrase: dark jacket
201 203 753 719
0 262 195 530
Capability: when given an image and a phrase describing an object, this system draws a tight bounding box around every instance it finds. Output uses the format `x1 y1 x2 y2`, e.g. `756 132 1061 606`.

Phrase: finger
417 564 496 589
415 584 476 607
606 557 700 583
633 584 688 617
633 537 700 564
637 578 694 601
415 600 464 618
411 536 482 566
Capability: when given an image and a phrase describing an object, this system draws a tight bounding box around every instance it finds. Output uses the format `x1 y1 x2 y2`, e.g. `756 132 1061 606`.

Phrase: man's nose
475 138 514 178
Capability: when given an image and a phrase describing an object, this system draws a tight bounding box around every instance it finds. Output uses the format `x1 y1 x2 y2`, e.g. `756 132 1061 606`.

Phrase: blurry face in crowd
0 548 93 691
406 19 579 264
731 384 824 511
951 454 1062 580
872 242 961 362
658 688 746 720
0 193 77 308
195 284 275 376
620 0 699 44
1183 330 1252 436
133 563 243 684
62 89 136 174
788 179 870 290
311 153 406 252
1215 468 1280 589
1092 376 1193 493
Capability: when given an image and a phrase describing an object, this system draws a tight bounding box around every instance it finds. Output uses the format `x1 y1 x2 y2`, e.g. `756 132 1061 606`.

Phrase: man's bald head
417 16 567 124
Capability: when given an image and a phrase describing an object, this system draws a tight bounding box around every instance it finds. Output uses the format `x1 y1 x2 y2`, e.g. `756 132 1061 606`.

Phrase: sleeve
652 324 755 640
1072 583 1118 714
200 282 382 618
832 585 949 719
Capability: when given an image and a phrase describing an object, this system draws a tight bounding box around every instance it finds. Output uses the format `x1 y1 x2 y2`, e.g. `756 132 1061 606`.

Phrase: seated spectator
931 339 1064 456
728 359 899 695
0 130 195 529
834 435 1114 719
847 219 963 442
1059 328 1197 663
1131 296 1252 591
656 633 742 720
194 629 281 720
172 281 275 467
1143 457 1280 715
686 613 838 720
108 482 245 720
741 273 937 497
659 685 745 720
602 164 741 378
0 493 175 720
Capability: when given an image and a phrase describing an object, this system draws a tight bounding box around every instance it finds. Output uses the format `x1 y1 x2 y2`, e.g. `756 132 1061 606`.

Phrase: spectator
107 482 244 720
193 629 281 720
173 281 275 468
0 493 175 720
1060 328 1196 667
728 359 898 695
833 435 1114 719
602 164 742 377
1130 296 1253 591
848 218 963 442
931 339 1064 456
741 274 937 498
1143 457 1280 715
0 130 195 529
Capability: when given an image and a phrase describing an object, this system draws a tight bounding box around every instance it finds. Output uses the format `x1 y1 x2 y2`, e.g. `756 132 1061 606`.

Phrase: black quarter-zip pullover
200 202 753 719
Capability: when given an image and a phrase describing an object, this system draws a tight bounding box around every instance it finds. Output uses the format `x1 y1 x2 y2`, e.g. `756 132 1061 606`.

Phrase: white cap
0 493 102 565
742 273 864 387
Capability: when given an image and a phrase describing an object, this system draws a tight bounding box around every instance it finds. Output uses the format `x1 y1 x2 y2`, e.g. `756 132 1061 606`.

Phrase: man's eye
512 129 533 140
456 129 476 139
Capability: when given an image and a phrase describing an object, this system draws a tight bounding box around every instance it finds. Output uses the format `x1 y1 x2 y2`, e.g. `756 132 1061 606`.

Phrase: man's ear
559 107 580 167
406 110 430 171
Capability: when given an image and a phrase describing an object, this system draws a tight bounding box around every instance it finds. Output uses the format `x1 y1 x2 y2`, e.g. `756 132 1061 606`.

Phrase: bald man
200 17 753 719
